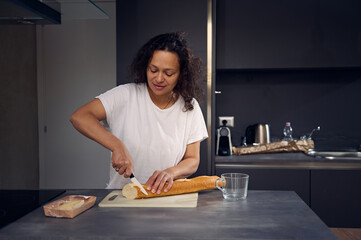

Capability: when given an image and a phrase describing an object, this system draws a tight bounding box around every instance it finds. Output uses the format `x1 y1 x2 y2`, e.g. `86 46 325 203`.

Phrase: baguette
122 175 219 199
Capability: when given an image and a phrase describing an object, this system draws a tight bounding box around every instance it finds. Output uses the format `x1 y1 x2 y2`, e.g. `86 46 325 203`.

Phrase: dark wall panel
117 0 207 85
116 0 209 176
0 26 39 189
216 68 361 150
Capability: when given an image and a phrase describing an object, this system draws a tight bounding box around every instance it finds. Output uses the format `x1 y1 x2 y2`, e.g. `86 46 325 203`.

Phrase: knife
130 173 148 196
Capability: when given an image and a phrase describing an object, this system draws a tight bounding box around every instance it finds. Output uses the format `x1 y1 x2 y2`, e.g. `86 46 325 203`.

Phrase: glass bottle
283 122 293 141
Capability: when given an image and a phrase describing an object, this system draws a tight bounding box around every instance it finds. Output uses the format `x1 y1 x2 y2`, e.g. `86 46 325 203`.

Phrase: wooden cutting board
98 190 198 208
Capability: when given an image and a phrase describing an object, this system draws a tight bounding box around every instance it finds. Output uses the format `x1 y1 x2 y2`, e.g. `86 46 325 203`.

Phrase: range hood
0 0 109 25
0 0 61 24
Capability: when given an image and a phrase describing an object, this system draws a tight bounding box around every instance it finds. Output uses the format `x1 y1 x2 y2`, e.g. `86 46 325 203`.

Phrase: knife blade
130 173 148 196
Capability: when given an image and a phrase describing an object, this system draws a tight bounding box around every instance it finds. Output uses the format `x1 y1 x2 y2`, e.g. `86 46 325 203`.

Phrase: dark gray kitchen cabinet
215 167 310 205
216 0 361 69
310 169 361 228
216 166 361 227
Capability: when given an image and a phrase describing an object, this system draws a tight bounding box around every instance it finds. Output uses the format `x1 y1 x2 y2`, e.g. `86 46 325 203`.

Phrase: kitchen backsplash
216 68 361 150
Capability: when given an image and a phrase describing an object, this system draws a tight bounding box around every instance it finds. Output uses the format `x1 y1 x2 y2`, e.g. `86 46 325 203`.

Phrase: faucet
300 126 321 140
308 126 320 140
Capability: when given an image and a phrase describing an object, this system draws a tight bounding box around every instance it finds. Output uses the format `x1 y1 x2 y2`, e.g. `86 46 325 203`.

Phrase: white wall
37 2 116 189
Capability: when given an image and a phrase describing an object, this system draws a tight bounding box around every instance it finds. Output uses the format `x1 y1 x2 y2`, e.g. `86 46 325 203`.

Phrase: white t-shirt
96 83 208 189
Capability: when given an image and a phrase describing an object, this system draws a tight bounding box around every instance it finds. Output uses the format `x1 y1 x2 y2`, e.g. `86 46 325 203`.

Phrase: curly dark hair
130 32 204 111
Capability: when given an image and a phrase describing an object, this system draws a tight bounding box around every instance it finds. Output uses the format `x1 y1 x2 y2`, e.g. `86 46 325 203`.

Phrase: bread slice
58 199 85 210
122 175 219 199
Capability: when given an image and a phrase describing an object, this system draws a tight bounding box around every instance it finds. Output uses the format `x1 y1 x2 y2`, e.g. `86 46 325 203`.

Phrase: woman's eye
165 72 174 77
150 69 157 73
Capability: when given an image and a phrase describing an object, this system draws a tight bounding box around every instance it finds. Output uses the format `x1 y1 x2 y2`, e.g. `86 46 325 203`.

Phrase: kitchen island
0 189 337 239
216 152 361 228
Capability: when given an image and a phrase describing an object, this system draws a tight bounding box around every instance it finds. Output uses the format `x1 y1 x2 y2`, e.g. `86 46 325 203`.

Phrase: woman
70 32 208 194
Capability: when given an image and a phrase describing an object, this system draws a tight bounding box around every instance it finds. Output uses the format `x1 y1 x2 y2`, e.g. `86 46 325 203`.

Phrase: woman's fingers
153 173 165 194
118 166 126 175
123 168 132 178
163 178 173 193
111 146 134 178
146 170 174 194
145 171 158 191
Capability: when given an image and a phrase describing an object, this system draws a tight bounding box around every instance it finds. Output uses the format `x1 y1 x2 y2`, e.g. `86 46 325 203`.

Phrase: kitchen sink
305 150 361 160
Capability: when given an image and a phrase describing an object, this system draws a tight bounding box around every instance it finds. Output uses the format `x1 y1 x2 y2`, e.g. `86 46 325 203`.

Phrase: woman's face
147 50 180 98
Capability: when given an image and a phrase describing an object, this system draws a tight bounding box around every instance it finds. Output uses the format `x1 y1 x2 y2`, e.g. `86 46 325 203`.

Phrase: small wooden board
98 190 198 208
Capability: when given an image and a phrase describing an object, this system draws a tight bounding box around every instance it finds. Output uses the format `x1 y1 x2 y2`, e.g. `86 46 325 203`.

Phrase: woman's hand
145 141 201 194
146 170 174 194
112 143 134 178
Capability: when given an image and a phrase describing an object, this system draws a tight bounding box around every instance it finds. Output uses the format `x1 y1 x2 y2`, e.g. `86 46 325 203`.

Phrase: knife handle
130 173 134 178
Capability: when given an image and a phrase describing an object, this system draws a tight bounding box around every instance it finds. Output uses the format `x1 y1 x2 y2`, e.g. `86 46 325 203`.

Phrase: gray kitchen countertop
216 152 361 169
0 189 337 240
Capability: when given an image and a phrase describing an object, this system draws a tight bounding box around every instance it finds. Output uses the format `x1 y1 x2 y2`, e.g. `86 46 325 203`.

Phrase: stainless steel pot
246 124 270 145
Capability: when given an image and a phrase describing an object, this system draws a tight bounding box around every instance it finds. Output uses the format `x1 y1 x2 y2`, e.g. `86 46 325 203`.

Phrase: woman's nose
155 72 164 82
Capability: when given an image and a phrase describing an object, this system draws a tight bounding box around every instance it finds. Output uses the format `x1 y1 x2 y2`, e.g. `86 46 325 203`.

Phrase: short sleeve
95 84 130 129
187 99 208 145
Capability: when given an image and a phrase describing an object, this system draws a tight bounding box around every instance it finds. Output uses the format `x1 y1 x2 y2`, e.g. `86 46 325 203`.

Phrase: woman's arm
145 141 201 194
69 99 134 177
